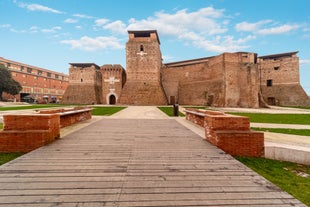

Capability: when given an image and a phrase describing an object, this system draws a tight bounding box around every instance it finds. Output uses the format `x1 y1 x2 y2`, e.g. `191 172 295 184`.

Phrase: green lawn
157 106 185 117
229 112 310 125
236 157 310 206
0 123 2 130
252 127 310 136
91 106 126 116
0 153 23 166
0 104 73 111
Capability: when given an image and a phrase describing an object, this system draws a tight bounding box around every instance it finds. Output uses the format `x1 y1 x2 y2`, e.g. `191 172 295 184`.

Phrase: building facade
62 63 126 104
0 57 68 103
258 52 309 106
62 30 310 107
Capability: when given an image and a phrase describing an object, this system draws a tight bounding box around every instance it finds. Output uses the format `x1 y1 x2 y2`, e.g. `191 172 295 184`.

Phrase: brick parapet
0 107 92 153
0 114 60 153
185 108 264 157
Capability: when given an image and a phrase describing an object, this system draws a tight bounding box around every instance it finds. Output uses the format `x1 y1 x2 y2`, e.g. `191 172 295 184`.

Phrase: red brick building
0 57 68 103
63 30 310 107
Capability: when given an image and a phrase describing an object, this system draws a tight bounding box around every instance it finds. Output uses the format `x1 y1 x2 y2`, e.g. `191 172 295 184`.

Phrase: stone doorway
109 95 116 105
267 97 276 105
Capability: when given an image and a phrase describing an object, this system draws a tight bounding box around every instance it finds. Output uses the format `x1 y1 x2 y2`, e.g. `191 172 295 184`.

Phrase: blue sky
1 0 310 95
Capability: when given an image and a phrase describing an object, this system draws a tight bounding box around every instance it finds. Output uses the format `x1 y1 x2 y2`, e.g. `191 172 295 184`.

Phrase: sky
1 0 310 95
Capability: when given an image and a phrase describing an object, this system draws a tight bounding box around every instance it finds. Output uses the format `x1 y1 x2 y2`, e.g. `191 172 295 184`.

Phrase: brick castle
62 30 310 107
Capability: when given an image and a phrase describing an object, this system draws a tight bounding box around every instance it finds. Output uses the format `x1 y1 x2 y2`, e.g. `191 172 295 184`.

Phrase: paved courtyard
0 106 307 206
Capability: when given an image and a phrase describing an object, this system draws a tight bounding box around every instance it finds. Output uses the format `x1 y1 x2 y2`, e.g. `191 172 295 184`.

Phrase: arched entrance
109 94 116 105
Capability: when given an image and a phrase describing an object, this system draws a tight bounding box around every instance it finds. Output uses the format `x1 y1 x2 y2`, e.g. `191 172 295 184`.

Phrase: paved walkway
0 106 306 206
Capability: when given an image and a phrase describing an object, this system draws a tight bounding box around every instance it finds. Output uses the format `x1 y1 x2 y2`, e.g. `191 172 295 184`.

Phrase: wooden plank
0 118 306 206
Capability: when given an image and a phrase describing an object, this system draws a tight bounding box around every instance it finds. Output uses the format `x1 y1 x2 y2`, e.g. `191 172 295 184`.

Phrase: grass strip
228 112 310 125
157 106 185 117
0 104 73 111
91 106 126 116
235 156 310 206
0 123 2 130
252 127 310 136
0 153 24 166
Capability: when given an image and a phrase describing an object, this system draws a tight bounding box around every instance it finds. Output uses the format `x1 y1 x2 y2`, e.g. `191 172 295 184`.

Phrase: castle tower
258 51 310 106
119 30 167 105
101 64 126 105
62 63 102 104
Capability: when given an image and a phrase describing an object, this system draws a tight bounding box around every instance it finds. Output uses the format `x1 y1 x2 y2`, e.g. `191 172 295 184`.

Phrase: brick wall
59 110 92 128
62 64 102 104
119 30 167 105
215 131 264 157
39 107 92 128
0 114 60 152
162 52 260 107
101 64 125 104
0 57 68 102
259 52 310 106
185 109 264 157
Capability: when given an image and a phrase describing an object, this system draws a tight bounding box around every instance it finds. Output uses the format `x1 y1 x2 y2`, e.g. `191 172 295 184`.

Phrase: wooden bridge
0 107 306 206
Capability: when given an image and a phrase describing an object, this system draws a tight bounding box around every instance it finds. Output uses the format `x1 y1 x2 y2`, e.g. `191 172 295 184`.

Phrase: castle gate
109 94 116 105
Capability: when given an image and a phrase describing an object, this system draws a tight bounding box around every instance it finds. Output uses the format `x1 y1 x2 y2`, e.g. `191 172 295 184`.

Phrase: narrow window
140 45 144 52
274 66 280 70
267 79 273 87
81 78 83 82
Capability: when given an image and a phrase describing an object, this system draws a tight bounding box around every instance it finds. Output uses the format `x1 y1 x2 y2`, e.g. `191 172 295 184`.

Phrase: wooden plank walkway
0 118 306 206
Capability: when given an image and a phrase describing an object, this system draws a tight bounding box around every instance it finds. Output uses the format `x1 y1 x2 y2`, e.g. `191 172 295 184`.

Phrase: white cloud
181 32 256 53
73 14 94 19
41 26 61 33
103 20 127 34
95 18 109 26
0 24 11 28
64 18 78 24
61 36 124 51
16 2 63 14
75 25 82 29
127 7 227 36
29 26 38 33
300 59 310 65
125 7 256 53
257 24 300 35
235 20 272 32
235 20 300 35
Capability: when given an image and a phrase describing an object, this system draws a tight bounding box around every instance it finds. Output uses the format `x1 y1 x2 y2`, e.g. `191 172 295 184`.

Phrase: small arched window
81 78 83 82
140 45 144 52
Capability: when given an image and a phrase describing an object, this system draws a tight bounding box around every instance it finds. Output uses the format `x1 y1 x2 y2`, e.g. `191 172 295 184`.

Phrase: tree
0 64 22 101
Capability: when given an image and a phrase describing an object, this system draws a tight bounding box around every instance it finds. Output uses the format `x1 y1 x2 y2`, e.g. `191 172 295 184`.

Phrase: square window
267 79 273 87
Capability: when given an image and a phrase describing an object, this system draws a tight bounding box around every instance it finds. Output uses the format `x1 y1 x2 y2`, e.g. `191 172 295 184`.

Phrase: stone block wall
0 114 60 152
185 109 264 157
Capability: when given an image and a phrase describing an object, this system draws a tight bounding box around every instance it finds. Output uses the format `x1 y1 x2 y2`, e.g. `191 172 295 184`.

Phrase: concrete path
0 106 306 206
110 106 168 119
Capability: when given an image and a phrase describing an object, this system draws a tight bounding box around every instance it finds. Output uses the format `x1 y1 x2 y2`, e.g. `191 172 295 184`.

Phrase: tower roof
69 63 100 69
258 51 298 59
128 30 160 44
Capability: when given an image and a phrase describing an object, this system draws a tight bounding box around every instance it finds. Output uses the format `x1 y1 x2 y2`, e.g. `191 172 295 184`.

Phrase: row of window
6 62 66 80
